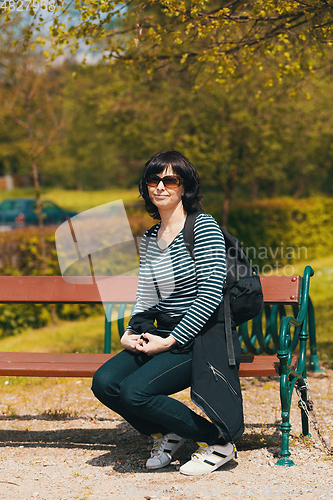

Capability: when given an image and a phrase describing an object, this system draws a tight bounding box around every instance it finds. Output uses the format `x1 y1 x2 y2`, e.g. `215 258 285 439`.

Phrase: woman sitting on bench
92 150 243 475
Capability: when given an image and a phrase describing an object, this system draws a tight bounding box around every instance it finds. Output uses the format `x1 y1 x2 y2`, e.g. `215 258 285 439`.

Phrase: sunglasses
146 174 183 189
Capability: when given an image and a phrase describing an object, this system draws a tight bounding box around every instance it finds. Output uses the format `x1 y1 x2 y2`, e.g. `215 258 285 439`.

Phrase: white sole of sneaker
146 455 172 470
179 450 237 476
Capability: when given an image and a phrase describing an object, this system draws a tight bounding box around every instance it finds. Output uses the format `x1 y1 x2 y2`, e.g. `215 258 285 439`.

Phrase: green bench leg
276 377 310 467
117 304 127 339
276 348 297 467
308 298 324 373
104 304 113 354
276 420 294 467
276 371 295 467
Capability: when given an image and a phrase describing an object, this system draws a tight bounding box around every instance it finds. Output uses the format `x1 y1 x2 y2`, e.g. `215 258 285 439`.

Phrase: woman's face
147 165 184 212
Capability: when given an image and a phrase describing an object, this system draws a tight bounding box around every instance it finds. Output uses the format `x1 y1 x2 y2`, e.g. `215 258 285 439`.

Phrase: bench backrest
0 275 300 304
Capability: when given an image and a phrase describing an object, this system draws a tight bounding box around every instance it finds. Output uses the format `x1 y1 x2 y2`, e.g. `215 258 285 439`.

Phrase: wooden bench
0 266 319 466
0 351 291 378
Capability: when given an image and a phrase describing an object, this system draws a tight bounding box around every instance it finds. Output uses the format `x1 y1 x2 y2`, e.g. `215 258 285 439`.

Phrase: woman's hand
120 330 142 352
135 333 177 356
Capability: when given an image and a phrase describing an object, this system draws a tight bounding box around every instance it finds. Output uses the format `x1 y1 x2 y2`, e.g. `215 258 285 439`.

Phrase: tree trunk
293 176 306 198
251 178 259 201
26 98 57 324
31 157 47 273
26 95 47 273
75 161 82 190
31 157 57 324
222 187 231 229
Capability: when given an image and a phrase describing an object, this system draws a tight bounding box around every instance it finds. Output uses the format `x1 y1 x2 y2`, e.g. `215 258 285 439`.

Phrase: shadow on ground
0 416 282 473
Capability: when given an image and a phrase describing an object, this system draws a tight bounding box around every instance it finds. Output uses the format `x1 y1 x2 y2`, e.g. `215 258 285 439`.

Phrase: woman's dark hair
139 150 203 219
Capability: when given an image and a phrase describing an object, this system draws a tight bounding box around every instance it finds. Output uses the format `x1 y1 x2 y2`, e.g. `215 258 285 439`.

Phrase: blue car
0 198 77 228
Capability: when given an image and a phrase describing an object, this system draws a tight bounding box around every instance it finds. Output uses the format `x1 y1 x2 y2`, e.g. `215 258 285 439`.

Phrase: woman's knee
91 351 132 401
91 364 118 402
91 367 105 400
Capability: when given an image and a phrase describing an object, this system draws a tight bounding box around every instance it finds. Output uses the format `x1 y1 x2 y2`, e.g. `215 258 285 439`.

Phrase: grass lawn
0 186 224 214
0 315 122 355
291 256 333 368
0 187 140 213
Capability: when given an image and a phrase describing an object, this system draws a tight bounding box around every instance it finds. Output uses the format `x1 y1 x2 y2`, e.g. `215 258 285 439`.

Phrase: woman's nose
156 180 165 189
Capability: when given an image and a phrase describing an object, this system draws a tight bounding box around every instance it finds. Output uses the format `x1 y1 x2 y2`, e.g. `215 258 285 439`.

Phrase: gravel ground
0 369 332 500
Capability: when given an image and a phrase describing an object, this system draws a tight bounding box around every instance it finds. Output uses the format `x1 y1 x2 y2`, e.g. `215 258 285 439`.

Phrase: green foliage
0 227 56 337
0 228 103 338
42 65 128 190
0 304 51 339
2 23 333 209
0 227 60 277
225 197 333 271
72 63 333 225
3 2 333 88
55 303 103 322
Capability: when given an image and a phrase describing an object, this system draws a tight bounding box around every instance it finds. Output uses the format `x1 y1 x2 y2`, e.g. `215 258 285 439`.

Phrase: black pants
92 304 243 444
91 347 220 444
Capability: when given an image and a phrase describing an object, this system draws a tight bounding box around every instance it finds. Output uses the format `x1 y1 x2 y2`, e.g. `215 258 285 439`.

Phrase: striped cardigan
127 212 226 345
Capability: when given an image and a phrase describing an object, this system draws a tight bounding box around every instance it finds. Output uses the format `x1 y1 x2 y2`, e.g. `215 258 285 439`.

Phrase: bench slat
0 275 300 304
0 352 296 378
0 276 138 304
0 352 113 378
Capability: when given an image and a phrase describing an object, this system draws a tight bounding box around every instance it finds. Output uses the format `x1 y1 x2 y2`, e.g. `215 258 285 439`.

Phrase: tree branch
4 97 28 129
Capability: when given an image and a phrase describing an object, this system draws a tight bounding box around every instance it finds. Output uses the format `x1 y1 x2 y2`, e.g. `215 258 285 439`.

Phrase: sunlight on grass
0 187 140 213
43 188 140 212
0 315 122 354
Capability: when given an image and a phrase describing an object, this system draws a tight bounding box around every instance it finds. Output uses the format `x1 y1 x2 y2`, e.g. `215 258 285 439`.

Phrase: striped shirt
127 212 226 345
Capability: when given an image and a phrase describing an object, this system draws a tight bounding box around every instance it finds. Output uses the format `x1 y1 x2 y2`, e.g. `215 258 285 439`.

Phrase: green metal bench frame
103 265 321 466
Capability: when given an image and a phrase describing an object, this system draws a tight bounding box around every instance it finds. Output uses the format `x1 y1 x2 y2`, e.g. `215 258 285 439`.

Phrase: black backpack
183 210 264 366
144 210 264 366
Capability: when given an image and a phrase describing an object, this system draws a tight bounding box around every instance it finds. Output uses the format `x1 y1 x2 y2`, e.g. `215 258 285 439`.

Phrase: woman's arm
170 214 226 345
126 228 160 333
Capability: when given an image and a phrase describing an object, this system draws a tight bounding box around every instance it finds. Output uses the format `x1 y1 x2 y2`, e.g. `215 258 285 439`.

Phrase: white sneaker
179 441 237 475
146 432 186 470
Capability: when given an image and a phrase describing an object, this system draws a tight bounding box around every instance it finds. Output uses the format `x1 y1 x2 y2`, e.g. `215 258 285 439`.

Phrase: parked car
0 198 77 228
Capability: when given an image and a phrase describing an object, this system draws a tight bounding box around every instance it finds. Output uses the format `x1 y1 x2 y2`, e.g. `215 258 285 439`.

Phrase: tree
36 62 128 191
266 74 333 198
2 1 333 87
0 21 66 273
89 65 292 226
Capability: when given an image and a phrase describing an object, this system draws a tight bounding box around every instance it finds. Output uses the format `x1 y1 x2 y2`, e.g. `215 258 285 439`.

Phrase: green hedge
0 228 103 339
224 197 333 272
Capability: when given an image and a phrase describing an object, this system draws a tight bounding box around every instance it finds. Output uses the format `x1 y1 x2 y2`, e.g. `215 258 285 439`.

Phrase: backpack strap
223 290 236 366
183 209 236 366
183 209 205 259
